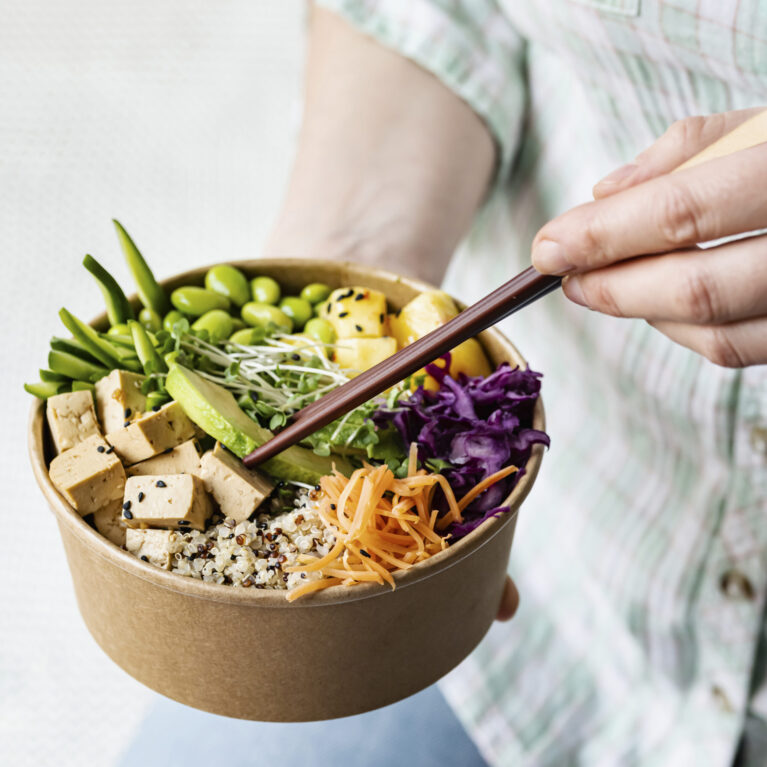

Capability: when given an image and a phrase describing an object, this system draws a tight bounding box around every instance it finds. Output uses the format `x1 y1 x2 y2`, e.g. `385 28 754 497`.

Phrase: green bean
71 381 95 393
128 320 168 375
50 336 100 363
304 317 337 345
191 309 234 343
229 327 266 346
250 276 281 305
241 302 293 333
107 323 130 336
39 369 70 383
82 254 135 326
300 282 332 305
113 219 170 314
101 333 134 348
139 307 162 333
163 310 186 333
279 296 313 330
170 286 230 317
48 350 109 383
24 381 68 399
205 265 250 307
59 308 130 371
146 390 170 410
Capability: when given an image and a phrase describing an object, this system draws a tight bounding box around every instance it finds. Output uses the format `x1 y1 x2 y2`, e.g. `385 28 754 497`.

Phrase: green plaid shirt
318 1 767 765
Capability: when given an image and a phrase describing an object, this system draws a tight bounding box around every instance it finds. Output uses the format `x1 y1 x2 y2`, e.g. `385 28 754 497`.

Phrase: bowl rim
28 258 545 608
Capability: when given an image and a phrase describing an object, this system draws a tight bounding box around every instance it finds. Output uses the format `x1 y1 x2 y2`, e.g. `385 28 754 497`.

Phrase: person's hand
531 108 767 368
496 576 519 621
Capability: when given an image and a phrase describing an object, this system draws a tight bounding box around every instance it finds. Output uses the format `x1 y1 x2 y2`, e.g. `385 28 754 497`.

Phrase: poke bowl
27 233 546 721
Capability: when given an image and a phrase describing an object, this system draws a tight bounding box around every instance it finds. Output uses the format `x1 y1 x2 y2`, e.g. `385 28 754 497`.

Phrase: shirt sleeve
315 0 528 183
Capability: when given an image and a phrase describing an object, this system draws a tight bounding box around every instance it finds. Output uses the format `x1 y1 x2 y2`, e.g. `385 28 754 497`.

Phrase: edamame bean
138 307 162 333
279 296 313 330
241 301 293 333
192 309 234 343
304 317 337 345
107 323 130 336
300 282 332 305
250 276 281 305
146 390 170 410
230 317 246 332
163 310 186 333
229 327 265 345
205 264 250 307
170 286 230 317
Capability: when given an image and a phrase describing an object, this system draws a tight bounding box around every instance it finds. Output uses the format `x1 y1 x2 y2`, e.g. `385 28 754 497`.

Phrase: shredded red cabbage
373 355 549 538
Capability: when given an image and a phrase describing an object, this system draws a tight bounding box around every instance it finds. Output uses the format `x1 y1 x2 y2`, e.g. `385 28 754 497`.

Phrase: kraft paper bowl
28 259 545 721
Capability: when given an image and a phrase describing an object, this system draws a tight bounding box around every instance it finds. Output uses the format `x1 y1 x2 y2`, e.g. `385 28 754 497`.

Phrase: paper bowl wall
28 259 545 721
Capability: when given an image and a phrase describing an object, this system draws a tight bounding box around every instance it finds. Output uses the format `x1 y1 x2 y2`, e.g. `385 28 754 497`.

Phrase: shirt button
750 427 767 456
711 684 734 713
720 570 756 601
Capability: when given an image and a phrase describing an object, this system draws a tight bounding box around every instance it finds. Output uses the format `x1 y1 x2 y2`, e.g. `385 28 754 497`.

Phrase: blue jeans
118 684 488 767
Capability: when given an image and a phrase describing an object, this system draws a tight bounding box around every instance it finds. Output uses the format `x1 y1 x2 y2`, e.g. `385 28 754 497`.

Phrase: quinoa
133 492 336 590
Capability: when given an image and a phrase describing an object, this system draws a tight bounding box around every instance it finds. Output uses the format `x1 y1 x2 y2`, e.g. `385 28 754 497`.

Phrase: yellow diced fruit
423 338 492 390
334 337 397 375
324 286 387 339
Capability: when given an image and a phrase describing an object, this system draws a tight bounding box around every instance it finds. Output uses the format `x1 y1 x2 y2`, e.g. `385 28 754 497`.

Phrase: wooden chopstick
242 108 767 469
242 267 561 468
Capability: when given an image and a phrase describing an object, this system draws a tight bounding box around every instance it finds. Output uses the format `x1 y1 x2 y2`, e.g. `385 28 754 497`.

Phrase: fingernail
532 239 572 275
563 276 588 307
595 162 638 188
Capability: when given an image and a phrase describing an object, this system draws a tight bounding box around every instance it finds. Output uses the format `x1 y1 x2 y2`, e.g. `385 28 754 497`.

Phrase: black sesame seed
105 446 115 454
277 481 285 489
178 520 190 526
291 353 301 361
360 549 371 558
123 421 130 428
152 405 161 412
124 408 132 418
330 503 337 510
138 492 145 502
164 447 173 454
314 484 321 491
123 501 132 511
338 311 349 318
354 293 365 301
140 555 149 562
355 324 363 332
379 313 384 323
395 309 402 318
156 480 167 488
96 445 105 453
123 509 134 520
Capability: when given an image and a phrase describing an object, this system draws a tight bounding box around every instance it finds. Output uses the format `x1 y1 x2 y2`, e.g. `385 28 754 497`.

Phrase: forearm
263 7 496 285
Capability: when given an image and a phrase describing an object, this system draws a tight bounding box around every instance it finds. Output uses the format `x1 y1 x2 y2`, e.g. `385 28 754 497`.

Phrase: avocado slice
165 364 353 484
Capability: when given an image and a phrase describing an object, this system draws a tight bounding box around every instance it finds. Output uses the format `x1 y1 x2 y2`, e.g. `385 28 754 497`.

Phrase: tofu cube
106 402 197 465
126 440 201 477
49 434 126 516
93 501 127 547
122 474 211 531
323 286 387 339
125 528 181 569
95 369 147 433
47 390 102 454
334 336 397 375
200 442 274 522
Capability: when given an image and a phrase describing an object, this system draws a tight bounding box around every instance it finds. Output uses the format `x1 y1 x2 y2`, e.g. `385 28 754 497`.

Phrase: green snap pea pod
101 332 134 349
107 323 130 336
250 276 281 305
191 309 234 343
229 327 266 345
170 286 230 317
71 381 95 393
48 349 109 383
59 308 133 371
82 254 135 326
50 336 100 363
163 310 186 333
241 301 293 333
24 381 68 399
113 219 170 315
304 317 337 345
39 368 70 383
279 296 313 330
128 320 168 376
300 282 332 305
139 307 162 333
205 264 250 307
145 390 170 410
164 350 182 367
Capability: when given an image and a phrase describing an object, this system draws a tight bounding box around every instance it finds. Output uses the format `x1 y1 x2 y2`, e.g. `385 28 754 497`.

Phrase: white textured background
1 3 304 765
